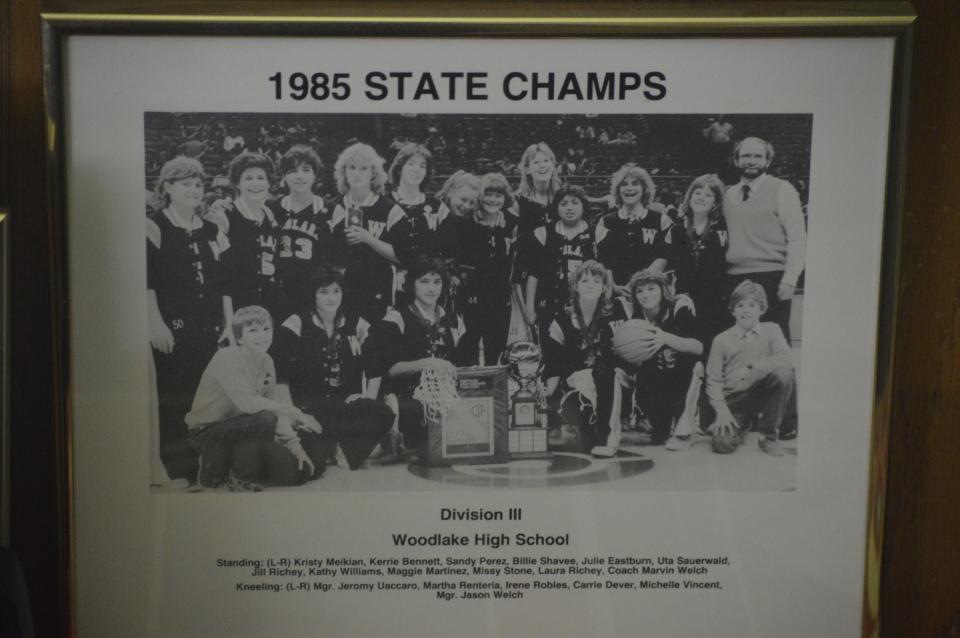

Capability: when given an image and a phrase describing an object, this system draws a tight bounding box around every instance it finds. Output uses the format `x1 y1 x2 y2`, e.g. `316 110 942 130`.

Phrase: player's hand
644 326 668 351
344 225 372 246
778 281 795 301
709 412 738 437
614 367 633 388
345 393 363 404
297 414 323 434
293 446 315 475
218 326 236 347
150 321 175 354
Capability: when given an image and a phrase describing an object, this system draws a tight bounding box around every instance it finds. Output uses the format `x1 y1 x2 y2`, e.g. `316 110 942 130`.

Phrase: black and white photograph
58 28 902 638
146 112 810 493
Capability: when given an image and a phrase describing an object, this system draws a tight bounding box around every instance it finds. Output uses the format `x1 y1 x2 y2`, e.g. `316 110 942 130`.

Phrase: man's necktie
742 184 751 201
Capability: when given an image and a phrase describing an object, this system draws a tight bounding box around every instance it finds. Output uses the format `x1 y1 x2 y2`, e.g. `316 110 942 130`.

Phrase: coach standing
723 137 806 342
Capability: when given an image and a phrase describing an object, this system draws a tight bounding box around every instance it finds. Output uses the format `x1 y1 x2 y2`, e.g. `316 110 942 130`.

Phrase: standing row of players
148 137 805 487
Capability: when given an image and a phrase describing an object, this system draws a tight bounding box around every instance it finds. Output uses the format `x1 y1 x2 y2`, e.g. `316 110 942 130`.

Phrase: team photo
144 112 810 492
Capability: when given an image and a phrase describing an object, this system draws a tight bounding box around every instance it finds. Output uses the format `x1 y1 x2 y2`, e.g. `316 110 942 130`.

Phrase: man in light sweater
186 306 320 490
723 137 806 343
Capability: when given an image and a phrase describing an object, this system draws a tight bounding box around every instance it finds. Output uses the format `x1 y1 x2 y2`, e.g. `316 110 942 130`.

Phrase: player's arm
387 357 455 379
220 295 236 346
704 337 736 433
524 275 539 325
779 182 807 298
147 289 175 354
650 305 703 356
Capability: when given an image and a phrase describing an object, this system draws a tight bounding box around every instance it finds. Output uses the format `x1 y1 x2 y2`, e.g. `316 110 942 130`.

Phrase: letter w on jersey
368 220 387 239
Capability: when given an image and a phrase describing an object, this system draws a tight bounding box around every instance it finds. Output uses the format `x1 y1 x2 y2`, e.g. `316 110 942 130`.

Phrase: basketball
612 319 659 365
711 431 741 454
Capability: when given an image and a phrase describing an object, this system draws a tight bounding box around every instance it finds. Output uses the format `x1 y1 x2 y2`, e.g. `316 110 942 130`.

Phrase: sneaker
779 429 798 441
759 438 785 457
590 445 618 458
225 473 264 492
666 435 691 451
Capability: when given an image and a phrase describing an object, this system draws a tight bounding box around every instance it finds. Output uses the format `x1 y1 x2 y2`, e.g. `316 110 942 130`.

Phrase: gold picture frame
41 3 914 637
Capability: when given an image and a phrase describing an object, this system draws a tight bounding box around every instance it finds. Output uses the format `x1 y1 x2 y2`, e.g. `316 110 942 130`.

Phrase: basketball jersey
146 209 227 337
330 194 413 319
222 200 284 314
595 208 675 286
365 304 465 396
273 195 335 314
280 311 368 403
393 192 459 262
459 211 519 305
531 221 596 314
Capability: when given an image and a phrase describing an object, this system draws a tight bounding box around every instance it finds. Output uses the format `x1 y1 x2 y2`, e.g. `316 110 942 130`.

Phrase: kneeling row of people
183 257 796 488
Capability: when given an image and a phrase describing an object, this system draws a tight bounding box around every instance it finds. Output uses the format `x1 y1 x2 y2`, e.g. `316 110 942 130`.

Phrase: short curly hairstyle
609 163 655 209
279 144 322 177
228 151 275 186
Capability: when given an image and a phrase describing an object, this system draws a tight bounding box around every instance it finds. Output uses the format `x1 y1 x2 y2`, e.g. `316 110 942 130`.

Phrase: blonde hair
155 156 206 207
231 305 273 341
728 280 768 314
516 142 561 201
334 142 388 195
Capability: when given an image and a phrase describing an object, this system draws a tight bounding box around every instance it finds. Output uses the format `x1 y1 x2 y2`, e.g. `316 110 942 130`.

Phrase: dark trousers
188 410 279 487
727 271 793 343
461 297 511 366
396 396 428 446
635 366 692 444
153 332 216 481
725 366 797 440
299 397 393 470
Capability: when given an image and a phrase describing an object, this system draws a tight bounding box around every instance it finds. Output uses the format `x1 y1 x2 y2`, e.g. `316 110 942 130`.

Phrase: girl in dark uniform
594 164 675 294
514 143 564 328
434 170 482 314
329 143 413 323
275 268 393 472
542 260 626 458
523 185 596 340
273 144 335 320
147 156 230 482
388 143 452 261
364 257 467 454
622 269 703 446
213 151 285 331
458 173 519 366
672 174 730 349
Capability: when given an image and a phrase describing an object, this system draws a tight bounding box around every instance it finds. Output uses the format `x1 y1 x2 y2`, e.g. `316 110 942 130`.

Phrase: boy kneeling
705 281 797 456
186 306 321 489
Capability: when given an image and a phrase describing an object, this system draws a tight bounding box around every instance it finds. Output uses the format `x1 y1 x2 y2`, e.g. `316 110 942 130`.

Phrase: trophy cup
504 341 551 459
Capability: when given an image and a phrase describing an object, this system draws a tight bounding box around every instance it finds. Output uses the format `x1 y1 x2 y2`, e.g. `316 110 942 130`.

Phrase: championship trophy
504 342 551 459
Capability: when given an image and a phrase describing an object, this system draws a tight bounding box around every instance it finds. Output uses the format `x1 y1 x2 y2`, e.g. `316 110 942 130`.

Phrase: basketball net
414 364 460 421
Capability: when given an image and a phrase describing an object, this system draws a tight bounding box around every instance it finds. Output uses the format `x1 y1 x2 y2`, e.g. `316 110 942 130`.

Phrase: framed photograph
43 3 914 637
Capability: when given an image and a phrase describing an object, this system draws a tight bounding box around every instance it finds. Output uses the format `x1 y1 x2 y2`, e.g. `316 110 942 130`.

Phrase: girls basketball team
149 137 797 490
